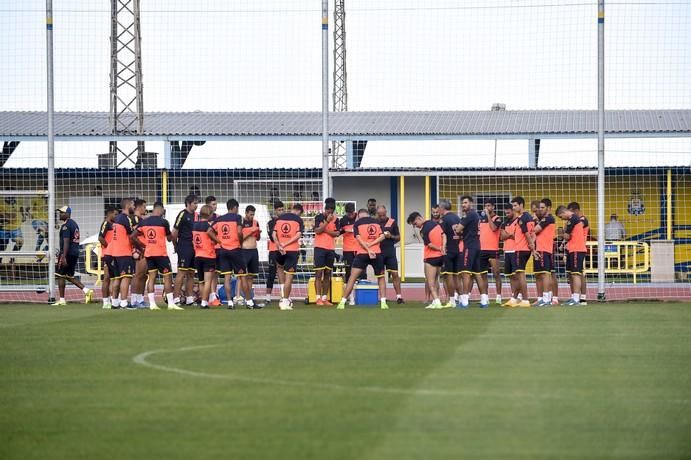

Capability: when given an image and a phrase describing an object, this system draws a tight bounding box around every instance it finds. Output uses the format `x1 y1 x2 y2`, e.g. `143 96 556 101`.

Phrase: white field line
132 345 691 404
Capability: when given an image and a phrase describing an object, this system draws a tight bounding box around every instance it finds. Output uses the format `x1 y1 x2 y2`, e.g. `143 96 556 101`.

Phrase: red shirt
581 215 590 241
314 213 339 250
353 216 383 255
267 217 278 252
192 221 216 259
503 218 517 253
110 213 134 257
421 220 444 260
242 218 261 240
535 215 555 254
565 215 587 253
275 213 305 252
212 213 242 251
98 219 114 257
479 214 502 252
339 215 358 252
139 216 171 258
132 214 147 248
514 212 535 252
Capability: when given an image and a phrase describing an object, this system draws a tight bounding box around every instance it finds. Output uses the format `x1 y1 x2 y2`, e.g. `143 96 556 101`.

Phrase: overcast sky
1 0 689 168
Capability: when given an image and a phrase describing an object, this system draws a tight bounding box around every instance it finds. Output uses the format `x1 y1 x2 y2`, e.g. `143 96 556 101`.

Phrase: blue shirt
440 212 462 253
59 218 80 257
459 209 480 250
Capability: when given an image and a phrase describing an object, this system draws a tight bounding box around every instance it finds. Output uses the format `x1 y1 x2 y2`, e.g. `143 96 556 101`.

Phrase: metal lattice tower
108 0 145 167
331 0 348 168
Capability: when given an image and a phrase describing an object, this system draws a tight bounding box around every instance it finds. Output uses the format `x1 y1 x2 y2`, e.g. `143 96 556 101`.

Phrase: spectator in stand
604 214 626 241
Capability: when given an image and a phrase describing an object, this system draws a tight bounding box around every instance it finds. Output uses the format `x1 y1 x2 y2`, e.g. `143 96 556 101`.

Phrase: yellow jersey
30 197 48 221
0 200 23 230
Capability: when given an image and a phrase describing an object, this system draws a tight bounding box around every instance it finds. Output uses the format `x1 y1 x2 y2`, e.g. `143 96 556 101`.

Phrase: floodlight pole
331 0 348 168
321 0 331 200
597 0 606 301
46 0 56 302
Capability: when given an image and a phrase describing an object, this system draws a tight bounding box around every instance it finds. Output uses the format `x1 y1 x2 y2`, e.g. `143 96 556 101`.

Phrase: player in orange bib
338 202 360 305
130 198 148 307
272 203 305 310
264 201 285 304
558 204 587 306
97 206 117 309
110 198 144 309
508 196 536 307
313 198 340 306
479 199 503 305
532 199 556 307
208 199 244 309
137 201 179 310
204 195 221 307
192 205 217 308
336 209 388 310
240 204 262 309
377 205 404 304
568 202 590 305
500 203 521 307
407 211 446 309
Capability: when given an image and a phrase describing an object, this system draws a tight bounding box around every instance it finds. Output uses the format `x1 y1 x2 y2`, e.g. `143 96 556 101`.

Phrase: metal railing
83 243 103 286
584 241 650 283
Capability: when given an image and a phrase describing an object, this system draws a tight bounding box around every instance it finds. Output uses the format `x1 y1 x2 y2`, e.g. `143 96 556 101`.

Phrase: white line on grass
132 345 691 404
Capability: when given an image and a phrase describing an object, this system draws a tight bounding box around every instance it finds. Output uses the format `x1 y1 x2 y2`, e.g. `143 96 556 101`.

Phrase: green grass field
2 302 690 459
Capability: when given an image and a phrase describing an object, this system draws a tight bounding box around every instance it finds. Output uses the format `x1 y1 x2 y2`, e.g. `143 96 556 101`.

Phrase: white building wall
333 175 429 278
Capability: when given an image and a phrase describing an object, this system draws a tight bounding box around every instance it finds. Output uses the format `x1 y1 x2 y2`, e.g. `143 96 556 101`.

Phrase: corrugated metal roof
1 110 689 138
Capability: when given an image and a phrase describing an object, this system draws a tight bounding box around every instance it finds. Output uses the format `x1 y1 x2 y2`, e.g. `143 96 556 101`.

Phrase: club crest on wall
627 190 645 216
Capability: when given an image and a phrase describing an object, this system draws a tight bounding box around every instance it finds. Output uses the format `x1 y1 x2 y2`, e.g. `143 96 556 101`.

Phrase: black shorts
276 251 299 273
566 251 586 275
342 251 356 267
314 247 336 270
218 248 247 276
442 252 462 275
268 250 279 268
478 250 498 273
195 257 217 282
382 250 399 272
242 248 259 275
56 254 79 278
351 253 385 277
504 252 516 275
102 255 115 278
461 247 482 274
176 242 195 270
113 256 135 278
533 252 554 274
424 256 444 268
147 256 172 275
514 251 531 272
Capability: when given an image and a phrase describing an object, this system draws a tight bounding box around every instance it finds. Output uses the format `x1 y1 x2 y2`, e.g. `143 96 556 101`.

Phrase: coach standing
438 199 462 308
172 194 198 306
377 205 404 304
52 206 93 306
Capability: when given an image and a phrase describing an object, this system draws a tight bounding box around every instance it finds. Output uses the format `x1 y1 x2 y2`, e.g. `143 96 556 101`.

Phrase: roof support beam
528 138 540 168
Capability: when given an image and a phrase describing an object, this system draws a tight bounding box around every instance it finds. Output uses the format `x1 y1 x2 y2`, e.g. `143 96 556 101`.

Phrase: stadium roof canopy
1 110 690 141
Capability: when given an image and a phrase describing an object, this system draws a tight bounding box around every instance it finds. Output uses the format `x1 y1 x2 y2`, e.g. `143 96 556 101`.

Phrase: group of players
408 196 589 309
94 195 268 310
51 193 588 310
